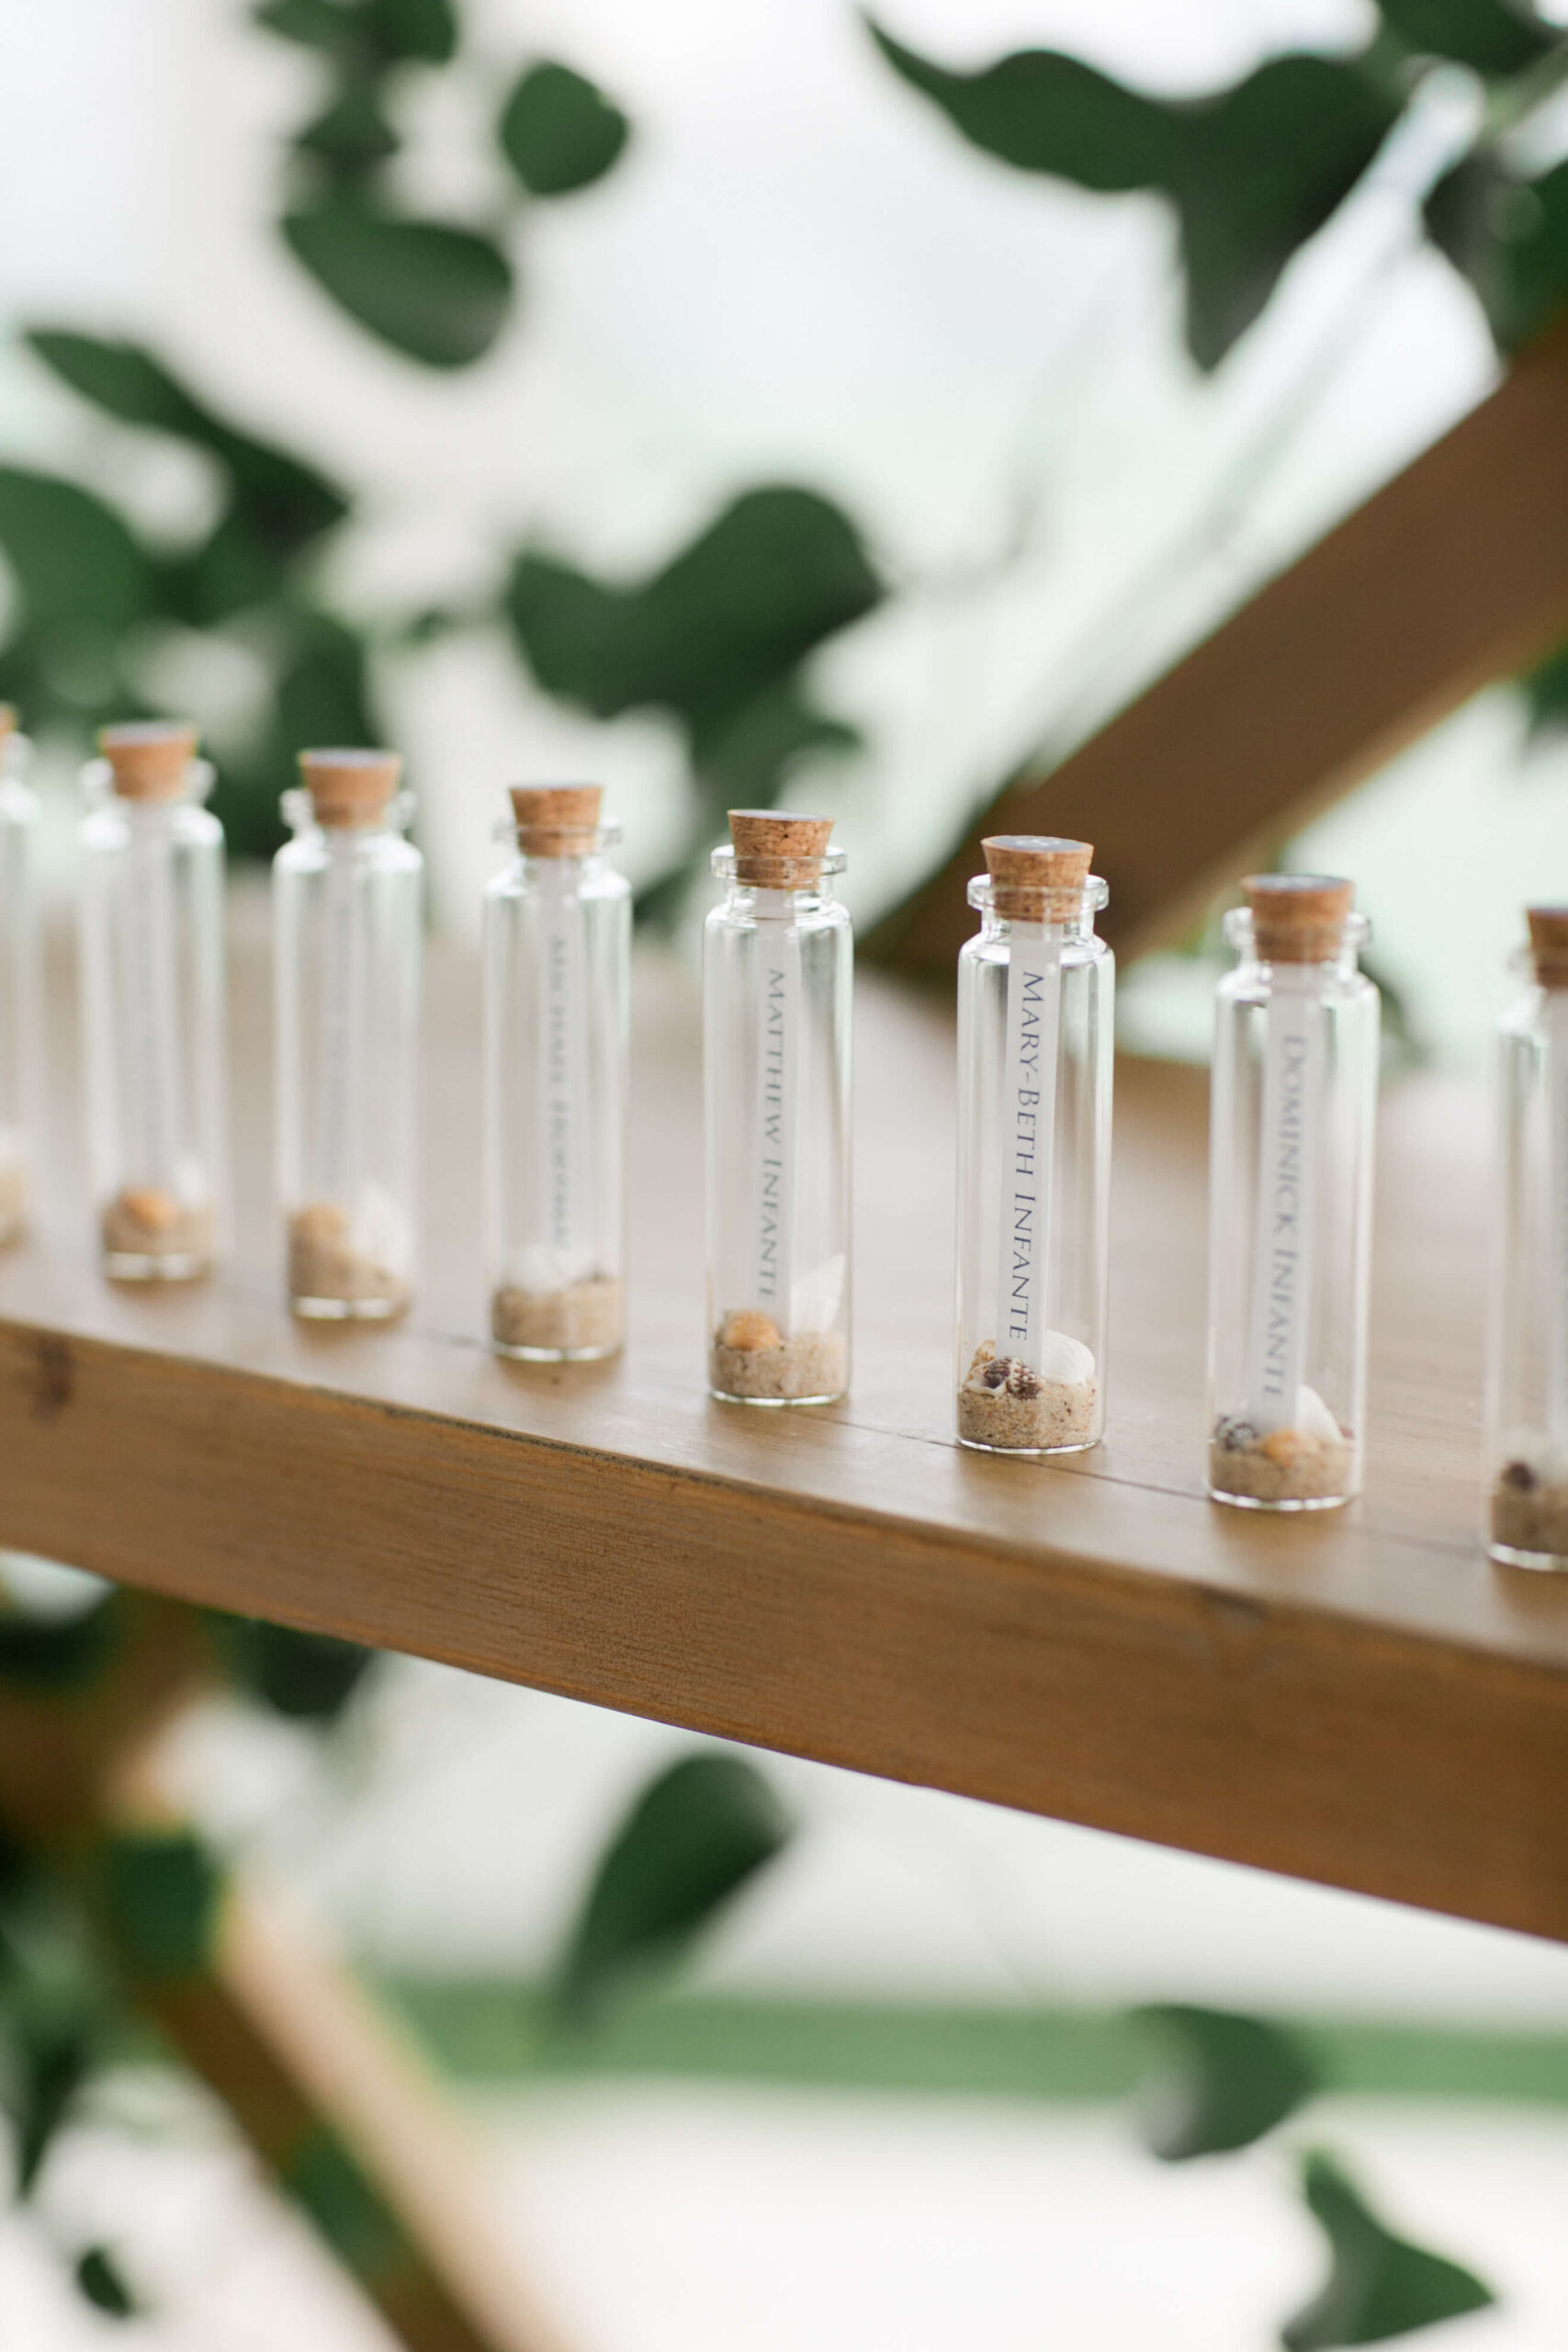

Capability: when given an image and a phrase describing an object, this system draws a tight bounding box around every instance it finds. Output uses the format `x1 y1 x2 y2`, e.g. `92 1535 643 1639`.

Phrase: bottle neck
723 877 836 918
977 906 1097 944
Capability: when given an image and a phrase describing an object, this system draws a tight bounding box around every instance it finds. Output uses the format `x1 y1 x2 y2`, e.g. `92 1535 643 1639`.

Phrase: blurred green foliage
553 1750 792 2024
1136 2002 1320 2159
1284 2149 1495 2347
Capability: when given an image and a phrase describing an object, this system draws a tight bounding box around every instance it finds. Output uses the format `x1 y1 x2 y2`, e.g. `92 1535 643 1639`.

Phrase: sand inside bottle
288 1200 409 1317
1490 1447 1568 1565
0 1149 26 1241
1209 1389 1352 1507
710 1308 846 1402
957 1339 1096 1451
102 1185 214 1276
492 1274 623 1357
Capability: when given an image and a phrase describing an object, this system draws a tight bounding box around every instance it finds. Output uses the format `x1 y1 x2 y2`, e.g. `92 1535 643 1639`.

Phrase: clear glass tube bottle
955 837 1111 1452
484 784 630 1360
275 750 422 1319
1486 907 1568 1569
0 707 39 1244
80 721 227 1280
705 810 852 1404
1207 876 1378 1510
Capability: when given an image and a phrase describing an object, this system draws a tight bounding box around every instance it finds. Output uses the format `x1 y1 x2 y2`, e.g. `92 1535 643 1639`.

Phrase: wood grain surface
871 325 1568 974
5 902 1567 1942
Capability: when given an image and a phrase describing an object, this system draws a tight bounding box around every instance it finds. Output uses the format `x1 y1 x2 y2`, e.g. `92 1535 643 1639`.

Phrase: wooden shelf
5 901 1567 1944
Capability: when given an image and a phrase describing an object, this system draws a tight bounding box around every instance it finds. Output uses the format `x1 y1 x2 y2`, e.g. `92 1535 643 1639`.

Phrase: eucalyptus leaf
0 1595 121 1692
1522 635 1568 733
284 204 514 367
74 2247 139 2320
508 485 882 734
499 61 632 198
1282 2149 1495 2347
217 605 378 856
27 332 349 555
6 2018 92 2197
1486 157 1568 349
868 24 1398 367
554 1753 791 2023
1136 2004 1319 2159
295 86 401 177
0 469 153 630
361 0 457 67
213 1614 375 1721
98 1833 220 1984
254 0 354 51
1373 0 1556 75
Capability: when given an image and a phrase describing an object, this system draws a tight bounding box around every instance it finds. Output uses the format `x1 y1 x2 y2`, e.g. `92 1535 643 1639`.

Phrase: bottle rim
711 843 847 882
967 872 1108 917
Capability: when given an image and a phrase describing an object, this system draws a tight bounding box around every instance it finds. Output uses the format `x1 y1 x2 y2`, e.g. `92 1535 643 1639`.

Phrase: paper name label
1244 977 1323 1433
995 922 1060 1372
123 818 186 1189
754 926 799 1329
538 884 592 1279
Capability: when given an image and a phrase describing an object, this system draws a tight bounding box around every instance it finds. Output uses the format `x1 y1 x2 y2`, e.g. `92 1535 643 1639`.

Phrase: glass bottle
954 837 1111 1452
0 707 38 1244
275 750 422 1319
484 784 630 1360
705 810 852 1404
1486 907 1568 1569
80 721 227 1280
1207 875 1378 1510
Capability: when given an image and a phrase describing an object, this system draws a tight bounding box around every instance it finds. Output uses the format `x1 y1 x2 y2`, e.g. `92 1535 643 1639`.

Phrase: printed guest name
1258 1029 1310 1402
757 963 788 1302
1005 967 1045 1344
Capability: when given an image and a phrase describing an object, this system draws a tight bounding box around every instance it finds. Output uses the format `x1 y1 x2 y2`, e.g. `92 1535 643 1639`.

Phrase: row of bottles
0 707 1563 1566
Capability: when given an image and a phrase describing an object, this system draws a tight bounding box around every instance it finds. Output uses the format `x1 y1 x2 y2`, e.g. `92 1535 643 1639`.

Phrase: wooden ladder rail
870 323 1568 976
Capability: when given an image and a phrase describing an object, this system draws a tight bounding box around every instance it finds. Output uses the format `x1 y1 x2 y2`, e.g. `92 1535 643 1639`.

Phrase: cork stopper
728 809 835 888
299 747 401 830
982 835 1094 922
98 720 200 801
1244 874 1355 964
510 783 603 855
1528 908 1568 989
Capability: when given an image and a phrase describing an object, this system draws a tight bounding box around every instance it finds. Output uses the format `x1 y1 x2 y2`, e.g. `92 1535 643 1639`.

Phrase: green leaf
1170 58 1403 369
27 332 349 558
1136 2005 1319 2159
1486 158 1568 348
1282 2149 1495 2347
499 61 631 198
98 1832 221 1983
555 1753 791 2023
295 86 401 177
1522 635 1568 733
286 2127 408 2278
283 204 514 367
0 469 152 631
5 2018 92 2197
867 24 1399 367
360 0 457 66
217 605 378 858
1372 0 1556 75
868 25 1177 190
254 0 354 50
74 2247 139 2319
691 679 861 806
0 1594 120 1692
214 1615 376 1721
508 485 883 734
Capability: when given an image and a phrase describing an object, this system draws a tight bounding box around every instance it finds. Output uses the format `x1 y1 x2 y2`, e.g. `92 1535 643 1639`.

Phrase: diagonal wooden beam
871 322 1568 976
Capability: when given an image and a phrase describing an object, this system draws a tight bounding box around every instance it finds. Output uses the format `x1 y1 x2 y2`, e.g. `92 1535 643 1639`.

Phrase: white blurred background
6 1 1568 2345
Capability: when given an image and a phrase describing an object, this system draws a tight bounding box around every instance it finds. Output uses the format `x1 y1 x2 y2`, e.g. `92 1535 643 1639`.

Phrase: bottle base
1207 1485 1351 1512
290 1292 408 1322
104 1250 212 1283
708 1386 844 1408
1488 1539 1568 1572
494 1340 621 1363
957 1432 1100 1457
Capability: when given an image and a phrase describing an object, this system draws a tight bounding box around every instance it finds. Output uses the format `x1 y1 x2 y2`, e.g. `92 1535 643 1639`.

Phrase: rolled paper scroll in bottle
729 809 834 1338
984 835 1092 1378
299 750 401 1223
1528 908 1568 1453
98 721 200 1195
511 784 601 1295
1241 874 1353 1439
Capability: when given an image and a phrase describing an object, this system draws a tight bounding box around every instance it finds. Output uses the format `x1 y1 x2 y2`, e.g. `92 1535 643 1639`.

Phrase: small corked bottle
484 784 630 1360
275 749 422 1319
1208 875 1379 1510
80 720 228 1279
955 836 1112 1452
1486 907 1568 1569
705 809 852 1404
0 707 39 1244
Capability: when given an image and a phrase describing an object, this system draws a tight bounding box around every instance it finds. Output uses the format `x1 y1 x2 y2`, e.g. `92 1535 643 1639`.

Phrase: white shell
1036 1329 1096 1387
